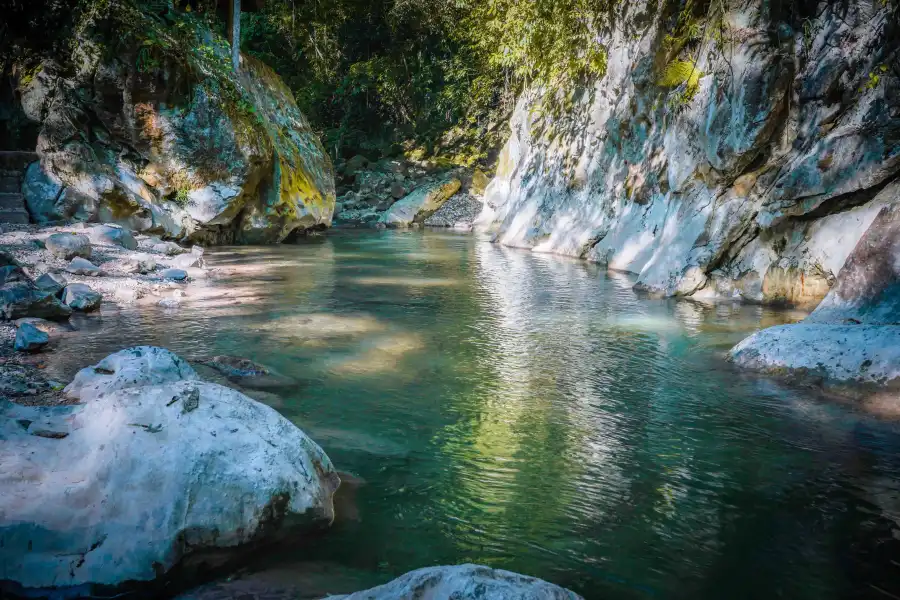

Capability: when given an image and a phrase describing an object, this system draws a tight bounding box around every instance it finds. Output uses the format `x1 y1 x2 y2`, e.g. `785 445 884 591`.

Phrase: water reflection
39 230 900 600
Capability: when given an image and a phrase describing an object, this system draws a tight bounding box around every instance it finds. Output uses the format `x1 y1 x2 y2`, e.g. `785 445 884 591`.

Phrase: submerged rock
45 233 91 260
0 346 339 595
203 355 296 391
327 564 582 600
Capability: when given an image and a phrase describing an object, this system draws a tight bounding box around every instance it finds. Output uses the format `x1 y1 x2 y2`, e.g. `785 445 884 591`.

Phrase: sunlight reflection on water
42 230 900 600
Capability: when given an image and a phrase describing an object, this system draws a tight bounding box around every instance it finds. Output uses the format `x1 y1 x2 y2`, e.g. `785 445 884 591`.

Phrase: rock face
382 177 462 227
327 565 583 600
477 0 899 305
19 6 334 244
730 203 900 386
1 347 339 595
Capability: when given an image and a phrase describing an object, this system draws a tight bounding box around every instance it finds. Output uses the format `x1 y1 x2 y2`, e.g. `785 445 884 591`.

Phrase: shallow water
47 231 900 599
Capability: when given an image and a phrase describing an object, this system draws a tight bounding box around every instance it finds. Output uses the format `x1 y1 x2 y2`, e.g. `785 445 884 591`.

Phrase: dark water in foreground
46 231 900 599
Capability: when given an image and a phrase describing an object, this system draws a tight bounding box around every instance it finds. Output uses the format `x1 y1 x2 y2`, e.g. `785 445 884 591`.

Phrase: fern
658 59 702 100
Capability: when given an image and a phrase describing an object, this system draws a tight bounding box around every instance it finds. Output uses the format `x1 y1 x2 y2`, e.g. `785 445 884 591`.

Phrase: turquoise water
48 231 900 599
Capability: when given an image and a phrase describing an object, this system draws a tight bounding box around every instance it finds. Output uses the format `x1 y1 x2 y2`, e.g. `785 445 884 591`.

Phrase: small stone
152 242 188 256
160 268 188 281
158 297 181 309
45 233 92 260
170 253 203 269
62 283 102 312
34 272 67 295
115 287 140 303
15 322 50 352
65 257 102 276
390 182 406 199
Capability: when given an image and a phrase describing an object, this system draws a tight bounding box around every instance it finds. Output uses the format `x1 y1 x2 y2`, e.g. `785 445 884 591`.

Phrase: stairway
0 151 38 225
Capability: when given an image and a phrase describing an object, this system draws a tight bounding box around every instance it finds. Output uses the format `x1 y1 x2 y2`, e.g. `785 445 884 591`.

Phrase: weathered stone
0 265 26 287
0 283 72 321
390 181 406 199
62 283 102 312
1 347 339 594
807 203 900 325
65 257 101 276
343 154 370 177
15 322 50 352
328 565 582 600
382 177 462 227
22 162 67 224
730 201 900 386
34 272 67 295
151 241 188 256
87 224 138 250
170 253 203 269
45 233 91 260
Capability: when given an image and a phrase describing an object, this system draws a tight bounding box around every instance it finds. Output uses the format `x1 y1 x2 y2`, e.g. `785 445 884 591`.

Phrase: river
42 230 900 599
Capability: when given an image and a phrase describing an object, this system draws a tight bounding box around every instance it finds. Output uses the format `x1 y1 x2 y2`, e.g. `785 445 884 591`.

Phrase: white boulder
327 565 582 600
1 347 339 593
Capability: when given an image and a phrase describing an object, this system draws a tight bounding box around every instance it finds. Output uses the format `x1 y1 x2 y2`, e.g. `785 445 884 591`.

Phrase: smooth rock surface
0 347 339 593
730 200 900 386
87 224 138 250
382 178 461 227
160 268 188 281
14 322 49 352
327 565 582 600
45 233 91 260
65 346 199 400
65 256 101 276
730 324 900 386
62 283 102 312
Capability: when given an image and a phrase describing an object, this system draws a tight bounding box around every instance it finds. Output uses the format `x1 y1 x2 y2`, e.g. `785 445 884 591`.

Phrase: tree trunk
228 0 241 71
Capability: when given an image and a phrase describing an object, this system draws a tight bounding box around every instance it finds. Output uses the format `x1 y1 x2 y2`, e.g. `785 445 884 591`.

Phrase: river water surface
44 231 900 599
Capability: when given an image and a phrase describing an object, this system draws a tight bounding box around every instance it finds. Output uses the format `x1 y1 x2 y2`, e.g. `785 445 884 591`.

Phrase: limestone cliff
478 0 899 307
19 2 335 244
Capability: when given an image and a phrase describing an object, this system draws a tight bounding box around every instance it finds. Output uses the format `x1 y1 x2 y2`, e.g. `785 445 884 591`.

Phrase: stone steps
0 152 36 225
0 190 30 225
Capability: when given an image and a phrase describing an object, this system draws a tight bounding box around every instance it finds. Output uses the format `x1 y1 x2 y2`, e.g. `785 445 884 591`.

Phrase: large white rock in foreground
327 564 583 600
0 347 339 594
